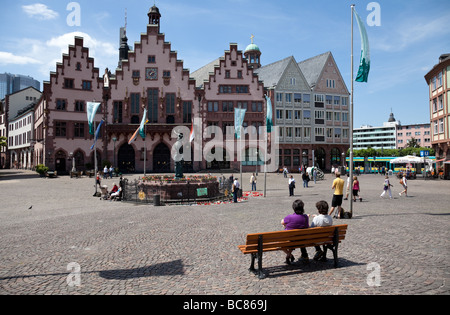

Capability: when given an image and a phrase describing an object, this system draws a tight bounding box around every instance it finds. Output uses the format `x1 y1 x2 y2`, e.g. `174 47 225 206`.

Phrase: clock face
146 67 158 80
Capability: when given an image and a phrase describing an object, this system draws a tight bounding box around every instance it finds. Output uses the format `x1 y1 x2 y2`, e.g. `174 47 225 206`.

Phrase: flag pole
94 120 98 196
264 95 268 198
144 123 147 177
349 4 355 215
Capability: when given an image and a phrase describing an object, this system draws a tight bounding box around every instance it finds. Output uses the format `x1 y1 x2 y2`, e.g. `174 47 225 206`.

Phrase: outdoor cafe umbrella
389 155 424 164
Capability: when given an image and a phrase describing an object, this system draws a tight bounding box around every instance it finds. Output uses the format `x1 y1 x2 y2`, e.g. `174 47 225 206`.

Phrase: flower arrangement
142 175 217 183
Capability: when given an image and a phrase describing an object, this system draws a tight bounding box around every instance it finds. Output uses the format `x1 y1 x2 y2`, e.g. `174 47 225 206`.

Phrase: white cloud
373 13 450 53
0 52 42 66
22 3 59 20
32 32 117 78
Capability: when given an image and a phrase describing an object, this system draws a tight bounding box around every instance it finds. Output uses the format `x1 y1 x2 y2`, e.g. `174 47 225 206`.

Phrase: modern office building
353 112 400 150
0 73 40 100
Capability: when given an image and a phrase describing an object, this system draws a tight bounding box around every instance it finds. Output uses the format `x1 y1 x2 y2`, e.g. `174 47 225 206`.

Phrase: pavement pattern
0 169 449 295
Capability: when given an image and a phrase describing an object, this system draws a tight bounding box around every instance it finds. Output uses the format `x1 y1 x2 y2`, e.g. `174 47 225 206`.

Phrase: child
310 200 333 261
281 200 309 264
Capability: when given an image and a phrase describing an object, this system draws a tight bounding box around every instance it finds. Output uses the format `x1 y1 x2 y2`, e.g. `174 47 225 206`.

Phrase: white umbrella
389 155 423 164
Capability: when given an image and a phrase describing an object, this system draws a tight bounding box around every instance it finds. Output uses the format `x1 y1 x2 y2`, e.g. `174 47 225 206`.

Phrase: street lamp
112 136 117 169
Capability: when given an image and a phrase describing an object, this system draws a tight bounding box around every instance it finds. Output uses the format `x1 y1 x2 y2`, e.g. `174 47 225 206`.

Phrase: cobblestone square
0 170 449 295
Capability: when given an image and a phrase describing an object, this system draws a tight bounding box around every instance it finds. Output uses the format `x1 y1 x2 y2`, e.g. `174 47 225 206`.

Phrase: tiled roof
297 51 331 88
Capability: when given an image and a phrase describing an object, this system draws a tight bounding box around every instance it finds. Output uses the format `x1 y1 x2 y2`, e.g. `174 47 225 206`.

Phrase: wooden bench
238 224 348 279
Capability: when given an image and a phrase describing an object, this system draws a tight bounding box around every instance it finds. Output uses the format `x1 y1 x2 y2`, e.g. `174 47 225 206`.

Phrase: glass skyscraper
0 73 40 99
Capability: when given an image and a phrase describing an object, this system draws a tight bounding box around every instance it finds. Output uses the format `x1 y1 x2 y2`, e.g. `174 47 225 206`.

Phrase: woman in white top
399 173 408 197
380 175 393 199
311 200 333 261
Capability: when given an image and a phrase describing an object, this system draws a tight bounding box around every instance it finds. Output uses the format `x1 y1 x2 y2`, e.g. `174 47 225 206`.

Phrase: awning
433 159 447 163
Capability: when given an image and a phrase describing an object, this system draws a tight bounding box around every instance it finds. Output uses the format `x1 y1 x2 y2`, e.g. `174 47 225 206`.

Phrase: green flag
265 95 273 133
234 108 246 139
139 109 148 140
354 8 370 83
86 102 101 135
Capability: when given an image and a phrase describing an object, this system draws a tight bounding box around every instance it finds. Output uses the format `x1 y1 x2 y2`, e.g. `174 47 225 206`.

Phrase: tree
407 137 420 148
0 136 6 148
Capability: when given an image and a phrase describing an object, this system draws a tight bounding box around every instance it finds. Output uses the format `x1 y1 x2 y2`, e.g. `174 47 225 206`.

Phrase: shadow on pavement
99 259 185 280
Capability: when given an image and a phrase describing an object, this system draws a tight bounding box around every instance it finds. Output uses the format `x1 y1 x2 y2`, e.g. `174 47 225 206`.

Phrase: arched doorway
55 150 67 174
330 148 341 167
153 143 171 173
315 147 326 171
118 144 135 173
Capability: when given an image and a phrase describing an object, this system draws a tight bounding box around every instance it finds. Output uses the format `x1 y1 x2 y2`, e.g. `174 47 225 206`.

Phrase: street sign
420 150 430 157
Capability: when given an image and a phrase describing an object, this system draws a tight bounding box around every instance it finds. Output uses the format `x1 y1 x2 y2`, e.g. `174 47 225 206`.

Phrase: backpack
339 207 353 219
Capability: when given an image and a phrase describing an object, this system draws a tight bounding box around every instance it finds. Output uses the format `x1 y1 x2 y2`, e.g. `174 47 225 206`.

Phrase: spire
118 9 130 67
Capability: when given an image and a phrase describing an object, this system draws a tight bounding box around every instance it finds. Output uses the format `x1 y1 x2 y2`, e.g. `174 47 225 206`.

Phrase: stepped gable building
107 5 197 173
29 5 348 174
33 37 104 173
191 41 266 171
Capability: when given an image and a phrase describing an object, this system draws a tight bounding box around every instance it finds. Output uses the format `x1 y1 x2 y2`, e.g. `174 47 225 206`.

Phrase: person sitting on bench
281 199 310 264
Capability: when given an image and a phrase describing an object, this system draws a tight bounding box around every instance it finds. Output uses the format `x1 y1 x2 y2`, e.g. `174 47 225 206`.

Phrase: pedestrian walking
96 171 101 188
352 176 362 202
329 172 344 219
233 178 240 203
109 165 114 179
250 173 257 191
380 175 393 199
103 166 108 179
288 175 296 196
399 173 408 197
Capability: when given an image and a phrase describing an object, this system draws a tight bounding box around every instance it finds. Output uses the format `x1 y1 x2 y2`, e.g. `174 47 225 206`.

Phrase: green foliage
352 147 435 157
0 136 6 148
35 164 49 175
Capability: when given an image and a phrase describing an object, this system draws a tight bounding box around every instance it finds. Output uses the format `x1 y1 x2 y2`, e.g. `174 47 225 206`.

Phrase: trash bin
153 195 161 207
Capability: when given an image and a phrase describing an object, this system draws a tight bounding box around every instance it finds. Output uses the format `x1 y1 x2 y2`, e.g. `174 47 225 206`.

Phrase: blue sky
1 0 449 127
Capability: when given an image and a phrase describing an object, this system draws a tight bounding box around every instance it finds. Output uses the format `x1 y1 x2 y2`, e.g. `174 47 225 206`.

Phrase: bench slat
244 225 347 244
239 237 346 254
238 225 348 254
